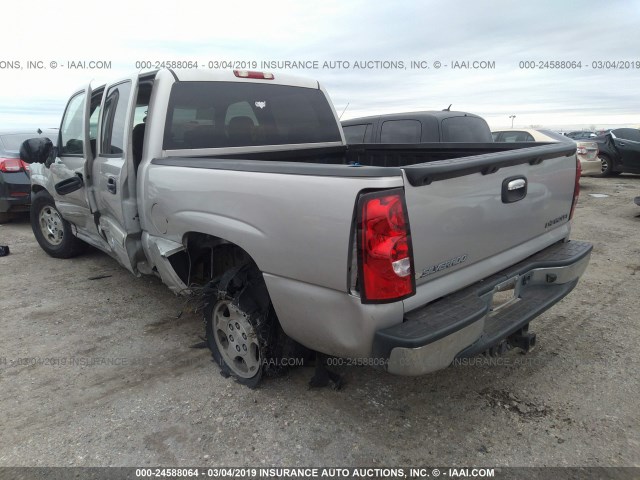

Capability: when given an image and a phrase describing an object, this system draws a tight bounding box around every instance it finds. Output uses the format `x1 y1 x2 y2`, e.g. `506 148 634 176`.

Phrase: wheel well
168 232 255 286
31 185 47 195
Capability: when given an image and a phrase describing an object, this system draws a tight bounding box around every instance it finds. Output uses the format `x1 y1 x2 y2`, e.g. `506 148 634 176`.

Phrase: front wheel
30 191 84 258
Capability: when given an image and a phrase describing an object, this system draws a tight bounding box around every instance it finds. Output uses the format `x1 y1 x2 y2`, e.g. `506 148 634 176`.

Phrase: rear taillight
569 155 581 220
233 70 274 80
0 158 25 172
357 189 415 303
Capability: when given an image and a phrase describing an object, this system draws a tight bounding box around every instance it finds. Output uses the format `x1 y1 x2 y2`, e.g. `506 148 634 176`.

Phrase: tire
30 191 84 258
595 154 613 177
0 212 12 224
204 264 278 388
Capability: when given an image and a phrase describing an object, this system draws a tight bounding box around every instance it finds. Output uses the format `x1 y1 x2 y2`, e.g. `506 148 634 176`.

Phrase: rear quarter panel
142 164 402 291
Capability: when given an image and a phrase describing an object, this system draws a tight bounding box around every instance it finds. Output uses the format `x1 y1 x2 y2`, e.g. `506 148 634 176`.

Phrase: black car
592 128 640 177
566 131 597 140
0 129 56 222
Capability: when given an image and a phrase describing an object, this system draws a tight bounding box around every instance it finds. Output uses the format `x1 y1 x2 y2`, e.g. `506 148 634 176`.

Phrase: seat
183 125 223 149
227 116 255 146
132 123 145 167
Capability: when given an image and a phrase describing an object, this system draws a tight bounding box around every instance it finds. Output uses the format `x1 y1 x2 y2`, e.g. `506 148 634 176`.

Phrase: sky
1 0 638 131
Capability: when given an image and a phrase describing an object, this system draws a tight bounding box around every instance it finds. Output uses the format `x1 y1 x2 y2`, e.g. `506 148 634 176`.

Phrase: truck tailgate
402 143 577 288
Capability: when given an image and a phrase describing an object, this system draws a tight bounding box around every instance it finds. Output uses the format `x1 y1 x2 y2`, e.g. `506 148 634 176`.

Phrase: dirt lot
0 175 638 468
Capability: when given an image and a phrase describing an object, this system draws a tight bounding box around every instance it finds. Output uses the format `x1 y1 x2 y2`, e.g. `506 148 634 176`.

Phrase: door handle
107 176 117 194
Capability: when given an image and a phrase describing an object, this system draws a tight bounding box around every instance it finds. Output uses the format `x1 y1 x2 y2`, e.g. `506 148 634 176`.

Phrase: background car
0 129 56 223
566 131 597 140
491 128 600 176
342 111 493 143
591 128 640 177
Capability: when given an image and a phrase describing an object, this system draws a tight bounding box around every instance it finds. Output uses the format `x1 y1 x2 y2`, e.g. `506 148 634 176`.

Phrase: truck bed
153 142 576 183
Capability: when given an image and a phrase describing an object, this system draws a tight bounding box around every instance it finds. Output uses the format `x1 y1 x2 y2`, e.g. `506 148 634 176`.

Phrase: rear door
90 75 142 273
402 143 577 288
611 128 640 170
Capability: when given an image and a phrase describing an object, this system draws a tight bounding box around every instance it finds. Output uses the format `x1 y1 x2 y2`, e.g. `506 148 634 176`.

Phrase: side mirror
19 137 53 164
54 175 83 195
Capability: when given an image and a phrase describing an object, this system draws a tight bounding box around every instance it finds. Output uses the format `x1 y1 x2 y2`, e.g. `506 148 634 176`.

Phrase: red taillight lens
233 70 274 80
569 155 581 219
0 158 24 172
357 189 415 303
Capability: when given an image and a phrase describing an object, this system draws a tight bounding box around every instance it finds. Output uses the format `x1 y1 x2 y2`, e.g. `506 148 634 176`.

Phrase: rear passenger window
100 81 132 155
343 124 370 143
613 128 640 142
441 116 493 142
380 120 421 143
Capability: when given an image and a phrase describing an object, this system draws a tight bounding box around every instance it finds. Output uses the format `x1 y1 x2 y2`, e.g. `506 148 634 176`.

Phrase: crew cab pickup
21 69 592 387
341 110 493 144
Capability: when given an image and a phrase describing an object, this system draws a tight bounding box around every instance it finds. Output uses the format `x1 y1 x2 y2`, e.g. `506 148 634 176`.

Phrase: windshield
163 82 341 150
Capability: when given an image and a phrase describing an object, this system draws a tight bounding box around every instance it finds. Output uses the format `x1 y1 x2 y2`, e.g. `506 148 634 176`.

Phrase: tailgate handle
507 179 526 191
502 176 527 203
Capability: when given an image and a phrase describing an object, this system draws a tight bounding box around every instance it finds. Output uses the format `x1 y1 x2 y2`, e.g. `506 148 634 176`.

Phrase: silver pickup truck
20 69 592 387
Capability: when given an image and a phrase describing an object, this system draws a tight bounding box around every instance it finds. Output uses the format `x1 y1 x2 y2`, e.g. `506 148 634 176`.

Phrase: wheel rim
599 156 609 173
212 300 261 378
38 206 64 246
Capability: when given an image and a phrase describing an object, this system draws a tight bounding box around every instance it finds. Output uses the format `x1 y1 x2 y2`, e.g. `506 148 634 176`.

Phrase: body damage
22 69 590 380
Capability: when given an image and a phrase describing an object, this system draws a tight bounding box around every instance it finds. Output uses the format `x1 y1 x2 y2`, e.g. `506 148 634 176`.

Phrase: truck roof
342 110 485 125
74 69 323 97
165 69 320 89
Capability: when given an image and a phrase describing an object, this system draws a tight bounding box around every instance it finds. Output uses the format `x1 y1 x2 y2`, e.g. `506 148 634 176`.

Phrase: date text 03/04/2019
134 467 496 478
518 60 640 69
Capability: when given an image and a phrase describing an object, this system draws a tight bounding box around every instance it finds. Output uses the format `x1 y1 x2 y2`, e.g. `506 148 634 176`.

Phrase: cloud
1 0 638 130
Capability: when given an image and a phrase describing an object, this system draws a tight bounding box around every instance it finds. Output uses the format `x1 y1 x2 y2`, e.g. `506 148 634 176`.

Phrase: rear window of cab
163 82 342 150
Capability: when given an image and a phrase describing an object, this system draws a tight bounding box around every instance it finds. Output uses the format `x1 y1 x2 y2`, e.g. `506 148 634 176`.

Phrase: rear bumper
579 158 601 176
0 172 31 213
372 240 592 376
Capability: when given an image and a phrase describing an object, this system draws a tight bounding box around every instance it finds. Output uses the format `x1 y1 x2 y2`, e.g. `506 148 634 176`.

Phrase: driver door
49 85 97 230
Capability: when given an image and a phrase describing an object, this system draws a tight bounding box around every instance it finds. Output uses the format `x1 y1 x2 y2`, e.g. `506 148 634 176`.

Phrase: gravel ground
0 175 638 468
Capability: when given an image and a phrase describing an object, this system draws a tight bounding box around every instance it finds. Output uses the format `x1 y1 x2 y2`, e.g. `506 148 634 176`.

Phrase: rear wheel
204 264 278 388
595 154 613 177
30 191 84 258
